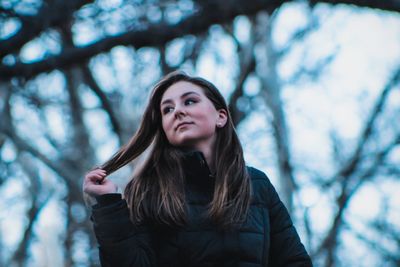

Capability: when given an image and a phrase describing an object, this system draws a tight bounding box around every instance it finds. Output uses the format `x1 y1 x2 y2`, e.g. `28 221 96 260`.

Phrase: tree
0 0 399 266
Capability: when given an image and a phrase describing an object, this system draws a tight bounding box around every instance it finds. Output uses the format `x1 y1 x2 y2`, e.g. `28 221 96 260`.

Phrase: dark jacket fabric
91 152 312 267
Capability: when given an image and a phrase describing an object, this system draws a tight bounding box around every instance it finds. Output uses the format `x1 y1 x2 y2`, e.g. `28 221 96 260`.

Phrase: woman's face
160 81 227 151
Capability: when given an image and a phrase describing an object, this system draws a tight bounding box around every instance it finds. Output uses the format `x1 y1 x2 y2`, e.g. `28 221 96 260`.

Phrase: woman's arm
83 169 156 267
265 179 312 267
249 167 312 267
91 194 156 267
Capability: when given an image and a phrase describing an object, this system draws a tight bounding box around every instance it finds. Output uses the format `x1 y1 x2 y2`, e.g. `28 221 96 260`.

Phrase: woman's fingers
83 169 117 196
85 169 107 183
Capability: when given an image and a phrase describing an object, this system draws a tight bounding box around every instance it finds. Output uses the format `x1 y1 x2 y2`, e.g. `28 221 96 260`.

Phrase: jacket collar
182 151 214 188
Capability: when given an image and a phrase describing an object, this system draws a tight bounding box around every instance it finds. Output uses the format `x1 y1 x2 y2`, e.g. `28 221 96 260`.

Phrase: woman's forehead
161 81 205 102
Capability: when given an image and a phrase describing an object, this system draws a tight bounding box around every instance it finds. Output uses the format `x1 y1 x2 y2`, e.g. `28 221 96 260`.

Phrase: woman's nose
174 104 186 118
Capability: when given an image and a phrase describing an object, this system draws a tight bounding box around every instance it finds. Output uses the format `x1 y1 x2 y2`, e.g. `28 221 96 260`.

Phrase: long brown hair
101 71 251 227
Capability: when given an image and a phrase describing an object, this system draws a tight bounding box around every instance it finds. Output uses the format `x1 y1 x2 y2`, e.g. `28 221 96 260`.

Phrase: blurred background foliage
0 0 399 266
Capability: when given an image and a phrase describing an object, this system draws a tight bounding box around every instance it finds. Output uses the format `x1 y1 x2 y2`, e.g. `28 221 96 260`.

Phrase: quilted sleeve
91 194 156 267
249 167 312 267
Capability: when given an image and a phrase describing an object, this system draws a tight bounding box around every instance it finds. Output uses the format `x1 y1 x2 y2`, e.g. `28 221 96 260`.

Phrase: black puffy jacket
91 152 312 267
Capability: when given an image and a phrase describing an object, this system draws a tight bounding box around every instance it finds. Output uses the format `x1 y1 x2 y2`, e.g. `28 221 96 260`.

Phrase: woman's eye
185 99 196 105
163 107 174 114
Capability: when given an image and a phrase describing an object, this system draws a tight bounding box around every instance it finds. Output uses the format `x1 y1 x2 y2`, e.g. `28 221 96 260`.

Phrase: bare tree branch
61 25 96 169
350 222 400 266
318 135 399 266
223 19 257 126
276 5 322 59
311 0 400 13
0 0 275 81
0 84 79 191
10 155 54 266
81 64 124 144
0 0 94 59
329 67 400 185
312 68 400 265
1 0 399 81
256 12 297 212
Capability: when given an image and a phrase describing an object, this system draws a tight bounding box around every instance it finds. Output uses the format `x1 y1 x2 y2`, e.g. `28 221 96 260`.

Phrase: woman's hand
83 168 118 196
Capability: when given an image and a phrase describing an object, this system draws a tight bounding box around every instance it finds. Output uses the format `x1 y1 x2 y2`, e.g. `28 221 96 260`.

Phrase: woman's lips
175 122 193 130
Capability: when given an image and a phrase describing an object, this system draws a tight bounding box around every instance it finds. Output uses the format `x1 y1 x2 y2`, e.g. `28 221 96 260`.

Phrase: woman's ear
216 109 228 128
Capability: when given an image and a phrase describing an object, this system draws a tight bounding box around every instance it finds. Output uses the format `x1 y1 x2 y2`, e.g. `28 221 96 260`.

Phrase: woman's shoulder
246 166 271 184
246 166 275 205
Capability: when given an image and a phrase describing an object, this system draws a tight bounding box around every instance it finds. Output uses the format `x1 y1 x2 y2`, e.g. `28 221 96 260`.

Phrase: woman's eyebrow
160 91 200 106
181 91 200 98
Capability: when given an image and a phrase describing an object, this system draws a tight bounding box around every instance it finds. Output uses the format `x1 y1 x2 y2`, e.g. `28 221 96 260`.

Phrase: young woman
83 71 312 267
